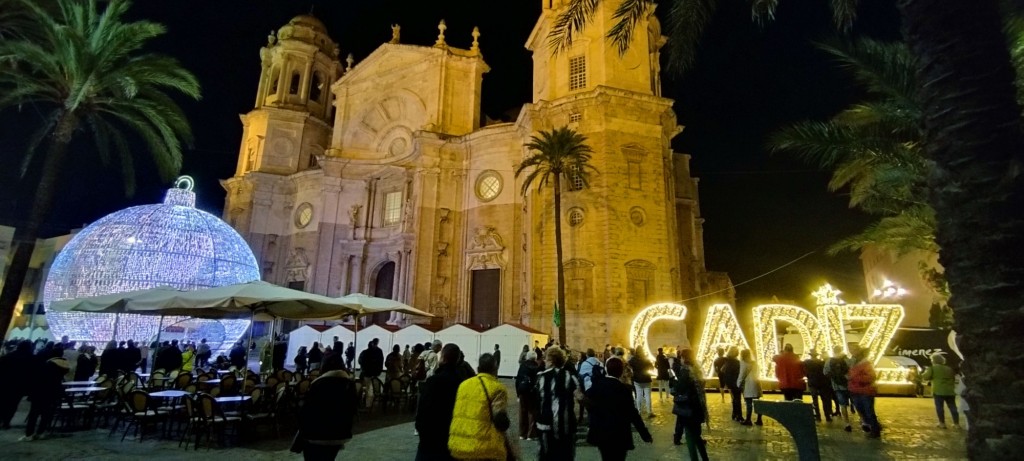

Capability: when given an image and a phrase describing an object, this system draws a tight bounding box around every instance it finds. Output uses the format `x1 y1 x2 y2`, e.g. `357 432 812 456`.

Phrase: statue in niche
267 30 276 46
401 198 414 232
348 204 362 228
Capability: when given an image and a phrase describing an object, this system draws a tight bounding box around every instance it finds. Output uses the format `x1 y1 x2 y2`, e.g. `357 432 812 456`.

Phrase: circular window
295 202 314 229
629 207 646 227
475 171 503 202
568 208 585 227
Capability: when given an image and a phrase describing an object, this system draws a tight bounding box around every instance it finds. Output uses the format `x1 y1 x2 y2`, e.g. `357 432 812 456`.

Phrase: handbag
479 376 511 432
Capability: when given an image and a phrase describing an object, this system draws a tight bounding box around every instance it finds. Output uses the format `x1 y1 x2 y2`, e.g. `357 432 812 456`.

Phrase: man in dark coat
273 336 288 371
358 339 384 380
585 357 653 460
720 346 743 422
415 344 471 461
228 341 247 370
0 341 34 429
124 340 142 373
293 354 357 459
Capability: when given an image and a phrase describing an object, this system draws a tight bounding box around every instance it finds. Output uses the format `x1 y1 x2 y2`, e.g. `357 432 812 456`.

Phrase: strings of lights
628 303 688 361
43 177 261 356
752 304 830 381
695 304 751 379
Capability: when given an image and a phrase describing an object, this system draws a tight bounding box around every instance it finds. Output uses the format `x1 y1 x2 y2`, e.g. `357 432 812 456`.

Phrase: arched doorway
371 261 396 325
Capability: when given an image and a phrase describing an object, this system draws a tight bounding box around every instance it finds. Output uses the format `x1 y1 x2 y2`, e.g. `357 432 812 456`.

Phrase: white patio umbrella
334 293 435 351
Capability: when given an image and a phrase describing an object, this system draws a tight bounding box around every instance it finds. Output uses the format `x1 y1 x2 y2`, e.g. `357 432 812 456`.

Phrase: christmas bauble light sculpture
43 176 260 356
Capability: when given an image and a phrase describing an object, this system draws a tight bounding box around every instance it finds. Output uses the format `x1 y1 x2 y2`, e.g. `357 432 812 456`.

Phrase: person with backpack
578 348 605 392
515 350 542 440
671 348 709 460
823 345 853 432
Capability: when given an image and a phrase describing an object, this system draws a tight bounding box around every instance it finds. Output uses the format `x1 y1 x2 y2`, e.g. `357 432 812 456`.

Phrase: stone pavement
0 380 967 460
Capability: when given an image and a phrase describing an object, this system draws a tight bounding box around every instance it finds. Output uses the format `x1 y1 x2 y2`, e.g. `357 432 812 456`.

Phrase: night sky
0 0 902 308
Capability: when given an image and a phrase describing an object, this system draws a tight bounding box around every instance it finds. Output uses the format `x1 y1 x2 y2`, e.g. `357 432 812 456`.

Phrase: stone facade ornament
435 20 447 47
390 24 401 44
470 26 480 54
345 53 354 73
466 226 506 270
285 247 311 282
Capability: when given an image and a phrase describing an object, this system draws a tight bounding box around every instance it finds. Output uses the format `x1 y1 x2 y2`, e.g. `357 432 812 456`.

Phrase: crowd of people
0 331 968 460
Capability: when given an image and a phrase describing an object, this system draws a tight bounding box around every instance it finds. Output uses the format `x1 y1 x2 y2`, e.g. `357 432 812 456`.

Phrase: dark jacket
99 348 120 376
123 346 142 373
515 359 540 398
298 370 357 445
585 376 652 450
161 346 183 371
655 353 671 380
75 353 98 381
803 358 830 390
629 355 654 384
358 346 384 378
229 344 247 369
0 347 35 395
307 347 323 365
416 362 470 460
720 356 741 391
672 365 707 425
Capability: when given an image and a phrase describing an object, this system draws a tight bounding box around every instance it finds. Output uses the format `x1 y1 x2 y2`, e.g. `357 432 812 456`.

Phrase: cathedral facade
222 2 731 348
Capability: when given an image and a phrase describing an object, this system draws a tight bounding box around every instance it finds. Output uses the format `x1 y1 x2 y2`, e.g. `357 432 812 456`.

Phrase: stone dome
43 177 258 352
276 13 337 56
287 14 328 33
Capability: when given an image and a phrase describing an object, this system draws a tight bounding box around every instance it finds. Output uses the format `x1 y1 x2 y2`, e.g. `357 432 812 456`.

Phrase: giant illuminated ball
43 177 259 356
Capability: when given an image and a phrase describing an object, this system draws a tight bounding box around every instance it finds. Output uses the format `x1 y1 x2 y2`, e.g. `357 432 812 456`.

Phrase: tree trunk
898 0 1024 458
0 112 76 335
553 173 568 346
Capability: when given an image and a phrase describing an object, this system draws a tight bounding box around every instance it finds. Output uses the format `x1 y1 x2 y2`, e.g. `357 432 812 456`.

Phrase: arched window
289 72 301 95
268 66 280 95
309 72 323 101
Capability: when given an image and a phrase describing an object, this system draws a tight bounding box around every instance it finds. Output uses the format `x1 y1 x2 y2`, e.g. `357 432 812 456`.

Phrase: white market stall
393 324 440 350
481 323 549 377
322 324 355 349
287 324 330 369
436 323 484 367
354 324 398 359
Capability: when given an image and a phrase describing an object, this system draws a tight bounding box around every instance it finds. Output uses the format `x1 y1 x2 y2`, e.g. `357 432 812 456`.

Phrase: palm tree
515 127 597 345
768 39 937 257
0 0 200 334
560 0 1024 455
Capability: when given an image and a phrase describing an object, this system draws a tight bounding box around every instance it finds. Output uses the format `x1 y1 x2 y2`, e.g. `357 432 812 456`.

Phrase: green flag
553 300 562 328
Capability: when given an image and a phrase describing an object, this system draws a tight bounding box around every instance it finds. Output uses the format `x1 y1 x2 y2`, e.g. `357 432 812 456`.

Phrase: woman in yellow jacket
449 353 518 460
181 344 196 374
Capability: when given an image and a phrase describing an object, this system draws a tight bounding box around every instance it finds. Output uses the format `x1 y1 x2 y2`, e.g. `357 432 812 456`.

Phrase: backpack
590 362 606 380
827 357 849 386
515 370 535 396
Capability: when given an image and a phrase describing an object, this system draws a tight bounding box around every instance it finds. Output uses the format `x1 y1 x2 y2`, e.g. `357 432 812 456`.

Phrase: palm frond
607 0 649 55
751 0 780 26
662 0 719 73
816 39 918 106
830 0 859 32
548 0 600 54
827 206 937 256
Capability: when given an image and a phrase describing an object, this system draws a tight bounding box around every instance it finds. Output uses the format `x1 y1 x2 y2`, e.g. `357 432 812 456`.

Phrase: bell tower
526 0 666 102
234 15 343 177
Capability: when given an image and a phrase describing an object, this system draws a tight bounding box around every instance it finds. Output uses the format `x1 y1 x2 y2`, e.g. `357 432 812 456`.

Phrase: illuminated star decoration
629 303 688 361
812 283 844 306
43 176 260 357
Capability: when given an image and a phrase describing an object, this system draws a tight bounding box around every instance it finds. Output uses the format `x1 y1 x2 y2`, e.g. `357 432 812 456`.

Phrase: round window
568 208 585 227
295 202 314 229
629 207 646 227
475 171 503 202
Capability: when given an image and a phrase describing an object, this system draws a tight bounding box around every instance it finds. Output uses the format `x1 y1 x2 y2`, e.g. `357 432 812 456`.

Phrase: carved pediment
285 247 312 282
466 226 506 270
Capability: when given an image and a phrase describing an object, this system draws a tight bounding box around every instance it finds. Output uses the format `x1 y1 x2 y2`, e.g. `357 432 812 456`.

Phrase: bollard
753 399 820 461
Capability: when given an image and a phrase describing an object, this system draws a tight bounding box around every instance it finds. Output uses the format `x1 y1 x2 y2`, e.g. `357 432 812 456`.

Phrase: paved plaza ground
0 380 967 460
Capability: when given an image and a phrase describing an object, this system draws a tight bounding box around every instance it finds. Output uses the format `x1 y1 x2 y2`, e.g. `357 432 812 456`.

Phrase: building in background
861 245 947 328
1 225 75 341
222 4 731 348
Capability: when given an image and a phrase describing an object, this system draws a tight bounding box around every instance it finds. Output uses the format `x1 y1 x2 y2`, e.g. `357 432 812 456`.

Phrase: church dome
276 13 337 56
287 14 327 33
43 177 258 353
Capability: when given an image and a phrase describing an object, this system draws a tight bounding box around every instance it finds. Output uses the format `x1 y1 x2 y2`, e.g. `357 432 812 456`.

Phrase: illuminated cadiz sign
630 295 909 384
